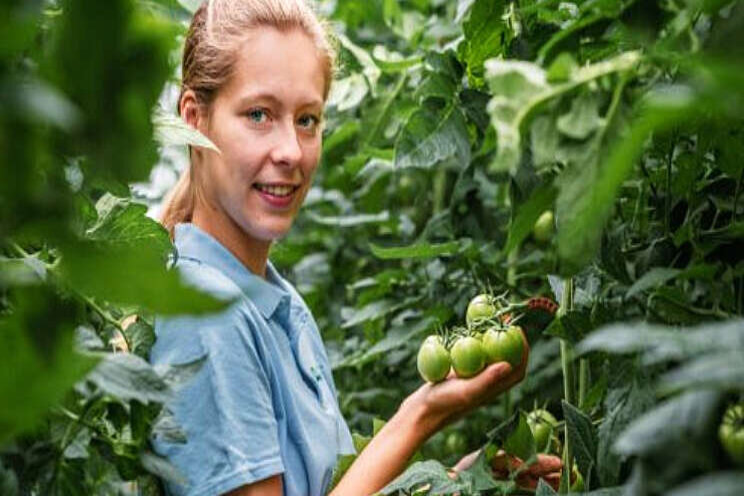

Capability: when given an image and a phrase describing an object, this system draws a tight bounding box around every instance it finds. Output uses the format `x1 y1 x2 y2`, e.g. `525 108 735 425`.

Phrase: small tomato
481 325 524 367
719 403 744 467
532 210 555 243
450 336 486 378
466 293 497 326
417 335 451 383
527 409 559 454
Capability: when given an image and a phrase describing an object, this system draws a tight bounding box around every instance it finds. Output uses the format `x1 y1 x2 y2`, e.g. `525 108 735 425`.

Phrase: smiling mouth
252 183 300 197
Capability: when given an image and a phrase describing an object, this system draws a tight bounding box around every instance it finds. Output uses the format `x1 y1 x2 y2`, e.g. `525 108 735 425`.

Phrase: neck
191 199 271 279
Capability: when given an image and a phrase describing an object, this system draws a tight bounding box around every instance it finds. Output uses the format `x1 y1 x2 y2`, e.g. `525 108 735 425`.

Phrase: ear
179 89 206 133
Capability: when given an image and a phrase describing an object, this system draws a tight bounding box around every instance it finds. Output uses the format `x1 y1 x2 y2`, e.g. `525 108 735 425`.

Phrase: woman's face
194 26 326 242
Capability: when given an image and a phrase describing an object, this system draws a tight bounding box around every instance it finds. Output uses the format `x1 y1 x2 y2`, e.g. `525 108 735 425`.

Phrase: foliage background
1 0 743 494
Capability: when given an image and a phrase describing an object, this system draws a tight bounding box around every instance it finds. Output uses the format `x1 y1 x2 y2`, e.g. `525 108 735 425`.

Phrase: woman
152 1 530 495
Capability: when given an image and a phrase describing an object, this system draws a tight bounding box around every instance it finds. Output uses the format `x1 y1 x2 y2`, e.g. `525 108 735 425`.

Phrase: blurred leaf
152 109 219 152
626 267 681 299
369 241 460 259
58 240 229 315
614 390 721 463
87 353 172 404
139 451 187 486
504 411 535 461
0 288 99 443
666 472 744 496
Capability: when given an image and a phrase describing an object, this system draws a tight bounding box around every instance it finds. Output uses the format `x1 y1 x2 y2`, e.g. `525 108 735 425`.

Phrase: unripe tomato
450 336 486 378
719 403 744 467
481 325 524 367
533 210 555 243
466 293 497 326
417 335 451 383
445 431 467 455
527 409 559 453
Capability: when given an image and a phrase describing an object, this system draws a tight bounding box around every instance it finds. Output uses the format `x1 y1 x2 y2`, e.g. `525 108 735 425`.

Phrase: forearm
329 393 442 496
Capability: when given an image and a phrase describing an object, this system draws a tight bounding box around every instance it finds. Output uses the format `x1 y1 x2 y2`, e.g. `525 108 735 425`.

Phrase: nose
270 120 303 166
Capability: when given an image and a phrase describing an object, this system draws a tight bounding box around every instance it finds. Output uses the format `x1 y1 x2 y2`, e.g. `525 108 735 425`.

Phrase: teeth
255 184 295 197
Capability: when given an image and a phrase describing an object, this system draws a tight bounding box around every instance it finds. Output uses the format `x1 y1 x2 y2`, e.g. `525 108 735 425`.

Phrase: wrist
398 386 447 444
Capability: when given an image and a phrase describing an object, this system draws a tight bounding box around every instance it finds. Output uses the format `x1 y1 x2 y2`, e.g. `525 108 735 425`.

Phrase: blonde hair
160 0 336 237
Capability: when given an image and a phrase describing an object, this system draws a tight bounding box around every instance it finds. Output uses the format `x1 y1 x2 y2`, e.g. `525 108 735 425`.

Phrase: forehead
221 26 326 108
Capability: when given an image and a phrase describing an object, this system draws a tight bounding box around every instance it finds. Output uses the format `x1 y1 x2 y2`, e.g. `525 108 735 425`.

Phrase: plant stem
503 246 520 419
559 277 575 493
578 358 589 410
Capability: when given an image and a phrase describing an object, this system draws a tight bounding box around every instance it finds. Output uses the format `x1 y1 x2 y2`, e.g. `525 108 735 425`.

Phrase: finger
525 454 563 476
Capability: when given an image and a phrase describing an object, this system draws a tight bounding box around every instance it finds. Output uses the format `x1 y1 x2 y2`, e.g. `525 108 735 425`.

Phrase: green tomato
466 293 497 326
533 210 555 243
527 409 559 453
445 431 467 455
481 325 524 367
417 335 451 383
450 336 486 378
719 403 744 467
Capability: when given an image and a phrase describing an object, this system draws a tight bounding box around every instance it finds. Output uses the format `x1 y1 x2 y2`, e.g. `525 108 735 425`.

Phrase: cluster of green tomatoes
416 293 525 383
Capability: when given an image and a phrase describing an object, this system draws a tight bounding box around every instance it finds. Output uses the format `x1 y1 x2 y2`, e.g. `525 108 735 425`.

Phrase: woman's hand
404 328 530 435
451 449 563 491
330 330 528 496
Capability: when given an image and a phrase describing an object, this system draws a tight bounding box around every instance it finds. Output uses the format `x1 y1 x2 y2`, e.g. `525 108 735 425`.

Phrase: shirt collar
173 223 289 319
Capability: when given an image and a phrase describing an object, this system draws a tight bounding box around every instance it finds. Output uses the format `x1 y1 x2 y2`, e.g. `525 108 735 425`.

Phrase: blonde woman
152 1 529 495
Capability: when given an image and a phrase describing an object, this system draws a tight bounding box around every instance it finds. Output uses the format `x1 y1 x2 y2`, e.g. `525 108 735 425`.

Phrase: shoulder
173 256 244 302
151 259 268 366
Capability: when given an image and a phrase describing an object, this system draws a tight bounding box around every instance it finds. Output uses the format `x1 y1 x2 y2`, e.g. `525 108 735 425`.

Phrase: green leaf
369 241 460 259
556 85 697 274
87 193 172 256
336 33 381 92
58 240 230 315
378 460 463 495
614 390 721 462
152 109 219 152
503 185 557 254
394 101 471 170
504 411 536 461
544 309 592 344
536 479 558 495
485 52 640 174
626 267 682 299
556 92 604 140
305 211 390 227
87 353 172 404
660 351 744 393
460 0 508 88
0 288 99 443
667 472 744 496
562 400 597 479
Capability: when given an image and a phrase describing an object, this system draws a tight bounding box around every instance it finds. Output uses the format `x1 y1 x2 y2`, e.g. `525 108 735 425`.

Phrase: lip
252 182 301 209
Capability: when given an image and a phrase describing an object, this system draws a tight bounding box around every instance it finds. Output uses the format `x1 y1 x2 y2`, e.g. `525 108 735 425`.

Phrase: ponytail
160 165 196 239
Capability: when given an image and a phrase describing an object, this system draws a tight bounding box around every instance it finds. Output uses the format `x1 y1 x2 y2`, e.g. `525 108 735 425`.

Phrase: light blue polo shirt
149 223 355 496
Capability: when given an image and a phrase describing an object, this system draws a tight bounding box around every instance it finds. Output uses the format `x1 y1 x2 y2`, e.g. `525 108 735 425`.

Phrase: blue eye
248 108 267 123
298 114 319 130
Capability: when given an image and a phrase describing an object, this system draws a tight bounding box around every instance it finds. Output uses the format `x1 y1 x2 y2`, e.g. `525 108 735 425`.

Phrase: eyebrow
237 92 323 111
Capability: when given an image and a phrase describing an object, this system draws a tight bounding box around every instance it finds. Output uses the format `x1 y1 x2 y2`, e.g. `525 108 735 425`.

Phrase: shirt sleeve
150 301 284 496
